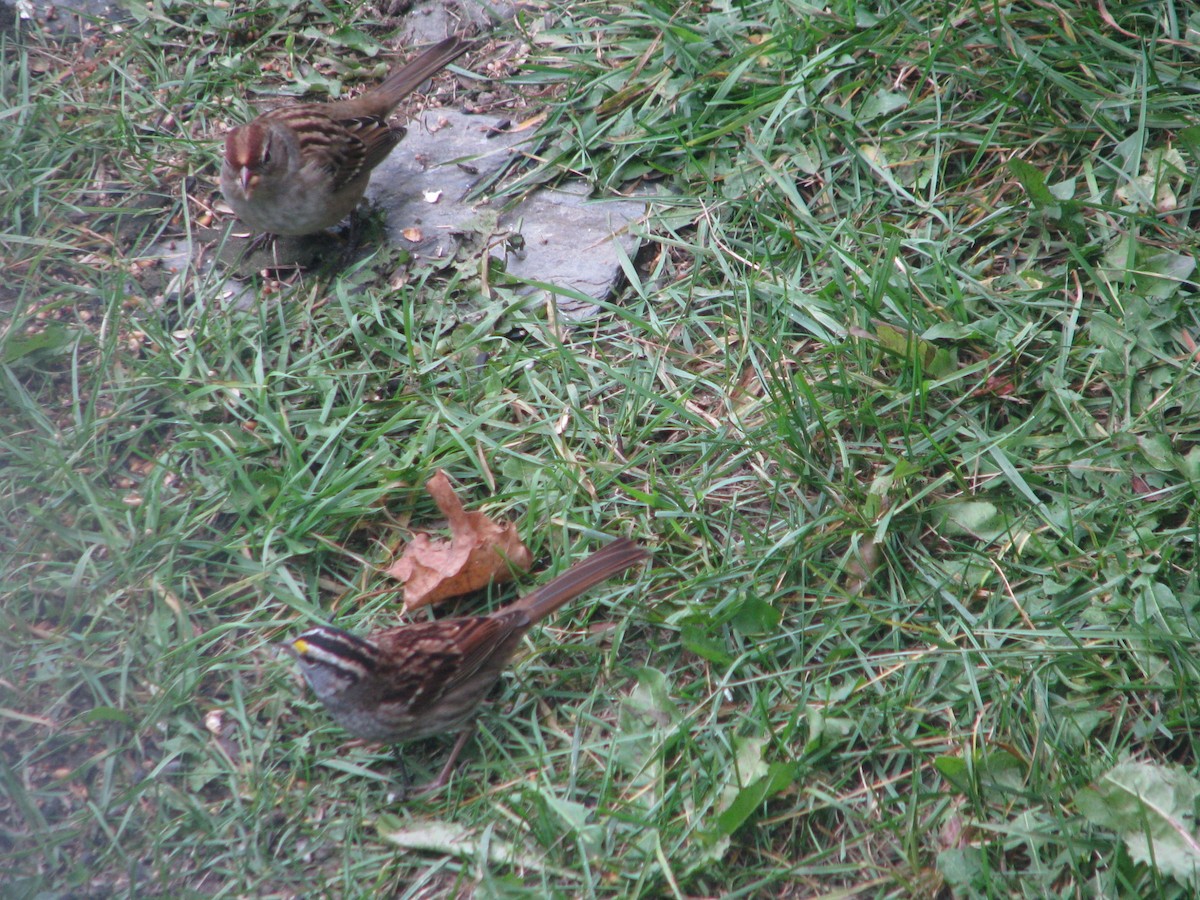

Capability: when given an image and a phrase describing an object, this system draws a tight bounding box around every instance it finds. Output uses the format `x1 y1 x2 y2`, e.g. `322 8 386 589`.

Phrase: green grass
5 0 1200 896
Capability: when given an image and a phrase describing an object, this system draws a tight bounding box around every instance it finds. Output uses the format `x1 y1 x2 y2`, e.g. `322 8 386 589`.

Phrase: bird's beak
239 166 253 195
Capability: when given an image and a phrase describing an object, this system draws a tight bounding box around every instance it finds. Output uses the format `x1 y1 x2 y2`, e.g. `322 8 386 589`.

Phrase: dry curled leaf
386 470 532 612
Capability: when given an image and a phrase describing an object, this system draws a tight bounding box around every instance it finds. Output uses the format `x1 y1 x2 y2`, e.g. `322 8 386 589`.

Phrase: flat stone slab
492 180 649 319
368 109 652 319
2 0 131 35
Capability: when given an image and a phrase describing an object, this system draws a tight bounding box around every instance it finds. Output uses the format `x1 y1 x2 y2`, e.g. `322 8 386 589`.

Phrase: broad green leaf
859 88 909 119
1077 762 1200 889
0 324 76 364
377 816 558 871
933 500 1026 544
874 323 958 378
681 622 734 666
615 667 680 782
935 750 1025 799
731 594 782 634
1009 158 1086 242
938 847 985 891
715 762 795 837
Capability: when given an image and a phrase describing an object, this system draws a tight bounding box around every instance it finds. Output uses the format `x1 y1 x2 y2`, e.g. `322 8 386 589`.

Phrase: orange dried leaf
386 470 532 612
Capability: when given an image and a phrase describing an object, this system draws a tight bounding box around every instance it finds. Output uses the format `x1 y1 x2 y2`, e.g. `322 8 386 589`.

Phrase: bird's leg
414 727 475 795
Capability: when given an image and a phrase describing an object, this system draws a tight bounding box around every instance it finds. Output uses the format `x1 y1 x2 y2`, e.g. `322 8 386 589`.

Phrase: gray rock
492 180 650 320
368 110 653 319
399 0 518 44
366 109 532 260
0 1 19 34
139 236 256 312
4 0 129 36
